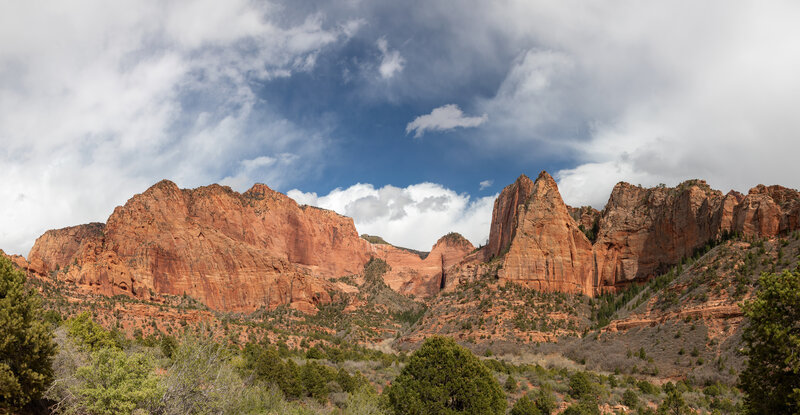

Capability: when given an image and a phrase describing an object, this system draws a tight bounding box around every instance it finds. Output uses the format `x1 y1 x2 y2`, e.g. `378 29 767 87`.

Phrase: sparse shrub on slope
0 256 57 411
385 336 506 414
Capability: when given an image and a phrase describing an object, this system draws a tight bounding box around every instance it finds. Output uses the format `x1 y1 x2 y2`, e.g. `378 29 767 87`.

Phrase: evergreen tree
0 256 57 410
385 336 506 414
739 269 800 414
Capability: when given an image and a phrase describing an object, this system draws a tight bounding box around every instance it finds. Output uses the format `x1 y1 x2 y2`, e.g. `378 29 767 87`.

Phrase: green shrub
67 312 120 352
160 335 178 359
505 375 519 392
533 386 556 414
0 256 57 410
510 395 541 415
74 347 161 415
622 389 639 408
739 269 800 414
343 385 387 415
385 336 506 414
562 396 600 415
637 379 659 395
568 371 594 399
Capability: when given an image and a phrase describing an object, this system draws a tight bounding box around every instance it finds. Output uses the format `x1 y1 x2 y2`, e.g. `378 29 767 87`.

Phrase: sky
2 1 800 255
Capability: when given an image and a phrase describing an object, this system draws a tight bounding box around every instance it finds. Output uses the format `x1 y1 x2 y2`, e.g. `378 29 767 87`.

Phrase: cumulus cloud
406 104 488 138
376 37 405 79
288 183 495 250
479 180 493 190
449 1 800 207
0 0 359 255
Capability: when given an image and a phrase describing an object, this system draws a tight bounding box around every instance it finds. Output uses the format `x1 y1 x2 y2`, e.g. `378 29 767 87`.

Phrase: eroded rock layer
26 180 476 312
479 173 800 295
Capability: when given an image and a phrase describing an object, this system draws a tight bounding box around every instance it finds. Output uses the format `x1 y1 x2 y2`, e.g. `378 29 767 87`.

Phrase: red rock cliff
485 175 534 260
496 171 595 296
28 180 379 312
482 174 800 295
375 233 474 297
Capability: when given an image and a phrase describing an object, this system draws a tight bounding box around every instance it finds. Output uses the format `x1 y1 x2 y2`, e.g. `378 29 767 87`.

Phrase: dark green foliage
160 335 178 359
301 361 336 403
510 395 541 415
739 269 800 414
533 387 556 415
658 382 688 415
385 336 506 414
305 346 324 359
505 375 518 392
622 389 639 408
562 396 600 415
568 371 594 399
637 380 659 395
0 256 57 410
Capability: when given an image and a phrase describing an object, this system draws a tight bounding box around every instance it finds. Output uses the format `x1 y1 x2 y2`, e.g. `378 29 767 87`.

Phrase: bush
385 336 506 414
622 389 639 408
74 347 161 415
533 386 556 414
67 312 120 352
568 371 594 399
505 375 519 392
0 256 57 410
637 379 659 395
658 382 689 415
739 269 800 414
562 396 600 415
343 385 387 415
510 395 541 415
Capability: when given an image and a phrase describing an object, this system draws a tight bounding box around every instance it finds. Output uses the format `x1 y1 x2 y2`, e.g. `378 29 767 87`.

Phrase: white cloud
456 1 800 207
288 183 495 250
376 37 405 79
406 104 488 138
479 180 493 190
0 0 359 255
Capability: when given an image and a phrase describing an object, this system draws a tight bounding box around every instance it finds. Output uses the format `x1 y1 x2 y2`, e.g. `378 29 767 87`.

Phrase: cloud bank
288 183 495 250
0 0 359 255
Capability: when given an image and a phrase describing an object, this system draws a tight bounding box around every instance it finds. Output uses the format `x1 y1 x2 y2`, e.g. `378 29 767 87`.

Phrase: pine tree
739 269 800 414
0 256 57 410
385 336 506 414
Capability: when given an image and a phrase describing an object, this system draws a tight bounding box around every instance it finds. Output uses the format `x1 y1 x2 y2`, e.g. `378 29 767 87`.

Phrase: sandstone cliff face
485 175 534 260
568 206 600 231
480 174 800 295
27 180 476 312
592 180 725 286
376 233 474 297
497 172 595 296
28 180 379 312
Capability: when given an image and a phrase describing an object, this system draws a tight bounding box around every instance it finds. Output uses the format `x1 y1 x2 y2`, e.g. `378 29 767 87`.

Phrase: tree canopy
739 269 800 414
0 256 57 410
385 336 506 415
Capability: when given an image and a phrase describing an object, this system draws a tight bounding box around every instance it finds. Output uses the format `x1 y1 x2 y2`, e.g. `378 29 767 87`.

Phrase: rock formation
375 233 474 297
485 174 534 260
479 174 800 295
494 172 595 296
27 180 381 312
26 180 476 312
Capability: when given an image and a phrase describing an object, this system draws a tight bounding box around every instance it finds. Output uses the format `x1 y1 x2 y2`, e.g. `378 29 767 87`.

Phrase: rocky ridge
25 180 471 313
470 172 800 296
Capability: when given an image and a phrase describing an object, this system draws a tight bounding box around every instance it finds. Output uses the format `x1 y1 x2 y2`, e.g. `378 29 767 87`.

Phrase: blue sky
2 1 800 254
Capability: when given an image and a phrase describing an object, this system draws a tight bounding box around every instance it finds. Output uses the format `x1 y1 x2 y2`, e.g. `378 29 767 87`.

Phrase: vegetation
385 336 506 414
0 256 57 411
739 269 800 414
